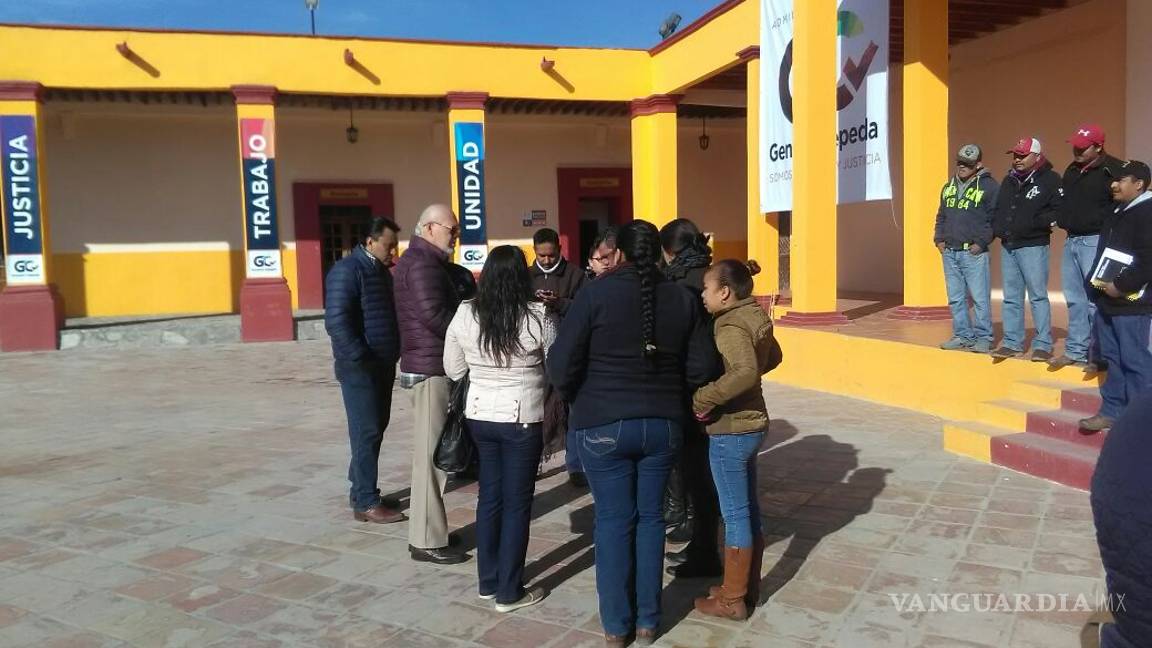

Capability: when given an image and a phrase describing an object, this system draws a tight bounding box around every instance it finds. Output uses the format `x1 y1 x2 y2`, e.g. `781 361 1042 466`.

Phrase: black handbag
434 374 475 473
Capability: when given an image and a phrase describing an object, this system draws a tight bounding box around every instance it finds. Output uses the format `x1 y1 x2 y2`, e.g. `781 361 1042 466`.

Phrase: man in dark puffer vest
325 216 406 525
394 203 470 565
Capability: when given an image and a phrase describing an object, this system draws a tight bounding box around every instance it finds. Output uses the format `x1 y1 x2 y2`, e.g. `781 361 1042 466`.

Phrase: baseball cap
1007 137 1043 156
1105 159 1152 186
1068 124 1105 149
957 144 982 165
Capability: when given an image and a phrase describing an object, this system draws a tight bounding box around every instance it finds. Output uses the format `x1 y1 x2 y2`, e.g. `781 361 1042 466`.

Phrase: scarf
662 241 712 282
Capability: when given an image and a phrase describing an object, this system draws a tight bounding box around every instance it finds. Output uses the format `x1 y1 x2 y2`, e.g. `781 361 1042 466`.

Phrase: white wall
42 103 240 252
678 119 747 249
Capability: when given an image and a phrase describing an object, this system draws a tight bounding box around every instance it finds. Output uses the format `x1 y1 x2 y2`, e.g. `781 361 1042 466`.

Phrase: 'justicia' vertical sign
2 115 45 285
240 118 282 278
454 122 488 272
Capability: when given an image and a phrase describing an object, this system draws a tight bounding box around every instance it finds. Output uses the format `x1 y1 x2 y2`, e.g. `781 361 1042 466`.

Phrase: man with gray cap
934 144 999 353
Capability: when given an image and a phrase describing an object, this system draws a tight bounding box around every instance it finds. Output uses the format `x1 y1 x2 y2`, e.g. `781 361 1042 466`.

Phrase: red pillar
0 81 64 352
233 85 294 342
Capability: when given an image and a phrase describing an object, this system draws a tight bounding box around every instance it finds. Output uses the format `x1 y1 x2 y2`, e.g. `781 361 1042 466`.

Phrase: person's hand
968 244 983 255
694 410 717 424
936 242 946 253
1104 282 1123 298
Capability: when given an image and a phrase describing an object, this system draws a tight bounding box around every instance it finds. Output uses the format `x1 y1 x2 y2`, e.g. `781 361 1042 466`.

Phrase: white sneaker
494 586 546 613
478 592 496 600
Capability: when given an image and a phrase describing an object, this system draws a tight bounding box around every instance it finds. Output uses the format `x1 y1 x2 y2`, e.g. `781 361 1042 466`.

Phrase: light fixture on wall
346 107 359 144
658 13 681 40
698 116 710 151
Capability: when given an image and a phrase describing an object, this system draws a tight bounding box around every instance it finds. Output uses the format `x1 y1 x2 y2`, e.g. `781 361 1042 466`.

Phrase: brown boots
694 546 754 620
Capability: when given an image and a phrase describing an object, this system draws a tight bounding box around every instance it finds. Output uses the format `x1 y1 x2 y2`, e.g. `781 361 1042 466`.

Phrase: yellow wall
0 26 652 101
770 327 1093 422
51 246 300 317
649 1 758 94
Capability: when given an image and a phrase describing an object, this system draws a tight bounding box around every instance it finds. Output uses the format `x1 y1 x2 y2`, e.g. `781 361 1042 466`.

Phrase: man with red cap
991 137 1063 361
1049 124 1122 371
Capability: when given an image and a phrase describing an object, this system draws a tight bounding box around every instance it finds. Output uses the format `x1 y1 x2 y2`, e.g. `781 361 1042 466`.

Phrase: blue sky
2 0 720 48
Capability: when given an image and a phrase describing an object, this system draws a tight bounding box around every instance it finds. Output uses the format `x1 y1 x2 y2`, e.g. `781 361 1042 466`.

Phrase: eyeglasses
427 222 459 236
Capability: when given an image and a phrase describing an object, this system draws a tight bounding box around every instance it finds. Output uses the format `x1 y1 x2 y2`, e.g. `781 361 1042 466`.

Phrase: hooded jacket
934 169 999 250
994 160 1062 250
1058 154 1123 236
692 298 779 435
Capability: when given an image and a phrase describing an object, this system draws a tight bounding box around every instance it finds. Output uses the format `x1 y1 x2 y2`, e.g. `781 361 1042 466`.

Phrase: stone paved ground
0 342 1106 648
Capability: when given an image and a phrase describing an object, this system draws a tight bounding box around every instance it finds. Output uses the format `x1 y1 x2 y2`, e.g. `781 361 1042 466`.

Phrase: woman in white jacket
443 245 556 612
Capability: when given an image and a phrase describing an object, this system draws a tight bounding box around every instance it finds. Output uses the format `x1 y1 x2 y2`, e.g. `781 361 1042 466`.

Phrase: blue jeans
1000 245 1052 353
470 419 543 604
1062 234 1100 361
942 249 993 344
708 431 764 548
335 359 395 512
577 418 682 637
565 424 582 473
1095 312 1152 419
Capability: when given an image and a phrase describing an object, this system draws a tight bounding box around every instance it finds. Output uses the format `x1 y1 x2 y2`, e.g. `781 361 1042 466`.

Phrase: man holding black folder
1080 160 1152 432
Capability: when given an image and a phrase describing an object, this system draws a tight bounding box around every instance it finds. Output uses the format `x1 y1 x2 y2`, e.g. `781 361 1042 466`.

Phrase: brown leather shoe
603 633 628 647
635 628 657 645
695 546 752 620
353 505 406 524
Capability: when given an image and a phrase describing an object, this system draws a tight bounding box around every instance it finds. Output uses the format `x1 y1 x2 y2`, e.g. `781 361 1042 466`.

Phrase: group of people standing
324 207 780 644
934 124 1152 430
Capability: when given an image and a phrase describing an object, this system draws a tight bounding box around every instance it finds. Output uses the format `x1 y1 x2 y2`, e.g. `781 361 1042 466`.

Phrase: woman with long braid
547 220 722 646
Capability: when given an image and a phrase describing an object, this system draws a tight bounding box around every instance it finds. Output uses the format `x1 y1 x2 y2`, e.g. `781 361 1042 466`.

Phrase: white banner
759 0 892 213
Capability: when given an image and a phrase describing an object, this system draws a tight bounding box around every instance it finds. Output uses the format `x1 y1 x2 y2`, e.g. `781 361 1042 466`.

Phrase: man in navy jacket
1080 161 1152 432
325 216 406 525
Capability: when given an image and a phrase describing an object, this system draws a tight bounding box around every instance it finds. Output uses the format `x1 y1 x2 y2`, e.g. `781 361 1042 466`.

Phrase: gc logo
253 255 277 268
462 249 486 262
13 259 39 273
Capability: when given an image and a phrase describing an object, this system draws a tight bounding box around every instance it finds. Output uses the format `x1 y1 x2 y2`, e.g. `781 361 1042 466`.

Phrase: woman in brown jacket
691 259 780 621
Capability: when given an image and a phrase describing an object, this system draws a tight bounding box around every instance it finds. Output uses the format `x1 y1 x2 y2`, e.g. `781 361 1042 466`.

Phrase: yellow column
232 85 294 342
630 95 679 229
0 81 63 351
779 0 845 324
896 0 951 318
740 47 780 302
446 92 489 272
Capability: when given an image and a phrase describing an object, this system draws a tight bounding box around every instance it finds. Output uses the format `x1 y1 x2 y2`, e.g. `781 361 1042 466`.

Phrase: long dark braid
618 220 661 361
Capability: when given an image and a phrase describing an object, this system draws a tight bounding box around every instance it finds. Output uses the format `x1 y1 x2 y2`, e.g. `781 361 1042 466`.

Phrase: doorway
293 182 394 310
576 197 617 267
319 204 372 283
557 168 632 268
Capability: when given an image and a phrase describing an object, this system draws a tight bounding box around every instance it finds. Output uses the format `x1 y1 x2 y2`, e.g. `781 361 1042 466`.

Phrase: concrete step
1026 409 1109 449
990 432 1099 491
976 399 1037 431
1061 388 1103 416
943 420 1019 463
58 313 327 350
1008 380 1071 410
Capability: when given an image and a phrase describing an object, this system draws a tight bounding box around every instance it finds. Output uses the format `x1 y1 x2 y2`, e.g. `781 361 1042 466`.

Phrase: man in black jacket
324 216 406 525
991 138 1063 362
1050 124 1122 370
1079 161 1152 432
934 144 999 353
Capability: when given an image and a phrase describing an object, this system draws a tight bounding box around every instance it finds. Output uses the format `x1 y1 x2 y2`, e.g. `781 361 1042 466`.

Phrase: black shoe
666 558 723 578
380 495 403 510
409 545 470 565
568 472 588 488
1030 349 1053 363
666 520 693 544
990 346 1021 360
665 548 689 566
